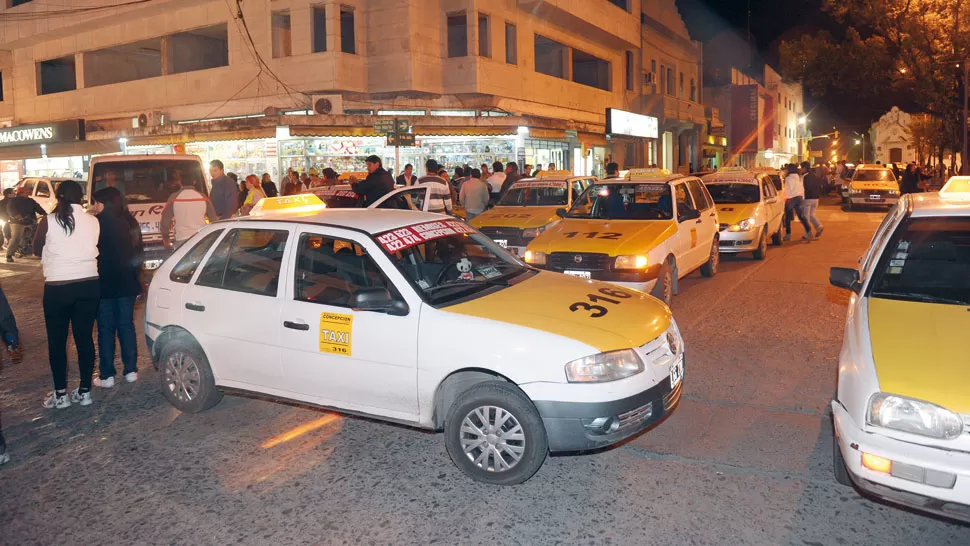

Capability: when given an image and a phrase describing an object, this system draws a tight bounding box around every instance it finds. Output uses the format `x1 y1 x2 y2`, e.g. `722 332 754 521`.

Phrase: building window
85 38 162 87
37 55 76 95
659 64 666 94
625 51 634 91
690 78 696 101
340 6 356 54
9 0 33 6
666 67 674 95
608 0 630 11
478 13 490 57
572 49 610 91
447 13 468 58
271 10 292 58
168 25 229 74
312 6 327 53
505 23 517 65
0 72 4 102
534 34 568 80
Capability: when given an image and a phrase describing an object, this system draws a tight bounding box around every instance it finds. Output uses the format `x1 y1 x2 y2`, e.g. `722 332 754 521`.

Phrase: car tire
700 237 719 278
753 228 768 260
444 381 548 485
833 431 853 486
651 258 675 305
159 337 222 414
845 199 854 212
771 225 783 246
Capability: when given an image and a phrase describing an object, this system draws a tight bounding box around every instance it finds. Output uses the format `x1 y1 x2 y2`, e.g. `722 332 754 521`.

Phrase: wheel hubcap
460 405 525 472
164 351 201 403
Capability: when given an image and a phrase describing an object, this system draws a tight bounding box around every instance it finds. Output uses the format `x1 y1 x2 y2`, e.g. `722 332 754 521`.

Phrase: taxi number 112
569 287 632 318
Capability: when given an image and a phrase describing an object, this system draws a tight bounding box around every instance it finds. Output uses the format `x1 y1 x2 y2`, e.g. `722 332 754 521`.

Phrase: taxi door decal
690 228 698 249
320 312 353 356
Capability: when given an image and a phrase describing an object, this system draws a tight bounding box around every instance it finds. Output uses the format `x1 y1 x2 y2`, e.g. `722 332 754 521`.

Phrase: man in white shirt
783 164 812 242
486 161 507 205
161 176 218 249
460 168 490 221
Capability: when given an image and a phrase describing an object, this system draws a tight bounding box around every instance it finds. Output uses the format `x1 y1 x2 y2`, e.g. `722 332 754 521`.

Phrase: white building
870 107 915 165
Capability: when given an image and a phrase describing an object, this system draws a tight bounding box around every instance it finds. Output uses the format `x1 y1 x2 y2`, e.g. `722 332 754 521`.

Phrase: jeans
97 296 138 379
803 199 823 233
785 197 812 239
6 223 25 259
0 286 19 348
43 279 100 393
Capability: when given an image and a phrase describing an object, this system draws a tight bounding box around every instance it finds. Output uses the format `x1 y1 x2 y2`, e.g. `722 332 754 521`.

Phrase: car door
277 226 420 419
34 180 54 212
761 178 782 233
671 182 702 272
180 225 292 392
687 179 718 254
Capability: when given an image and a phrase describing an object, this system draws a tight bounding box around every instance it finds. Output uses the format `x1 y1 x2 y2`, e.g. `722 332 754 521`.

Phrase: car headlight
729 218 757 232
613 254 648 269
565 349 644 383
523 221 559 240
663 322 683 356
867 393 963 440
888 189 899 195
524 250 546 265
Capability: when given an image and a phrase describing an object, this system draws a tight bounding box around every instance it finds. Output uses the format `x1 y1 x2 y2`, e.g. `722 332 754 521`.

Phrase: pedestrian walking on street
33 180 100 409
0 188 14 247
236 178 247 212
352 155 395 207
803 166 825 238
261 173 279 198
208 160 239 220
783 164 813 242
605 162 620 179
460 168 490 221
5 187 45 263
900 164 921 195
240 174 266 216
0 282 22 466
91 187 143 389
160 171 218 250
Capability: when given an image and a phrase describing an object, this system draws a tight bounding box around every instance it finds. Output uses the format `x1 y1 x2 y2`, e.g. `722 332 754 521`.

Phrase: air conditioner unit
310 95 344 115
645 71 656 84
133 111 165 128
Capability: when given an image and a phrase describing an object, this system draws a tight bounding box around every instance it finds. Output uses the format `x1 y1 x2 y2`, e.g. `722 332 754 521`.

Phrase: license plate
140 222 160 234
670 357 684 388
868 194 883 201
495 239 508 248
564 270 591 279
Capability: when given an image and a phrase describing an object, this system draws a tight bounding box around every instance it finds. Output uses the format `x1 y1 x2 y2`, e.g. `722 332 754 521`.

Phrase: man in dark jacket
5 188 46 262
352 155 394 207
208 159 239 220
500 162 522 195
396 164 417 186
802 166 825 238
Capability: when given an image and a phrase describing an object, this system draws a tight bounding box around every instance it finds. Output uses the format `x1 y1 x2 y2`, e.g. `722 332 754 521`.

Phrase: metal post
963 63 968 174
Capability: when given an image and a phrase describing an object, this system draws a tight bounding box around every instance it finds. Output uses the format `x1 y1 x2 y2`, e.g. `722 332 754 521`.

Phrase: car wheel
771 225 783 246
159 338 222 414
444 381 548 485
753 228 768 260
651 259 675 305
833 431 853 486
700 238 719 278
845 199 854 212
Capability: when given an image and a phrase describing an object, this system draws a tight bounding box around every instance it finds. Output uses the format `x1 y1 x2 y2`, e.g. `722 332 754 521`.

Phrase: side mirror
555 208 567 218
678 208 701 222
830 267 861 293
352 288 410 317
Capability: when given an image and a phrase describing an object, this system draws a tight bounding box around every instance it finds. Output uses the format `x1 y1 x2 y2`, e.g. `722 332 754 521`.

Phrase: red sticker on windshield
376 220 475 252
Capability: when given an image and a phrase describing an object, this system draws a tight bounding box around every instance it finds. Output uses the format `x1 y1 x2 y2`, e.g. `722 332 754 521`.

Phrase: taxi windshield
565 183 673 220
869 217 970 306
854 170 896 182
705 183 761 204
498 184 568 206
376 220 533 305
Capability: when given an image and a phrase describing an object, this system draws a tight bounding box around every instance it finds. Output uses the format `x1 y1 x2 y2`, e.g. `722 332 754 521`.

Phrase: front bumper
718 229 759 253
832 400 970 523
849 194 899 207
532 371 683 452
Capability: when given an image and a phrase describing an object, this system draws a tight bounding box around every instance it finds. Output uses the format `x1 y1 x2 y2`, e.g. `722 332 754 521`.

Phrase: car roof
856 164 893 171
227 207 452 234
906 192 970 217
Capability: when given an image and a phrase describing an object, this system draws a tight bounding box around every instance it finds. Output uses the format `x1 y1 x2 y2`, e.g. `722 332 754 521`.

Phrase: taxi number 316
569 287 632 318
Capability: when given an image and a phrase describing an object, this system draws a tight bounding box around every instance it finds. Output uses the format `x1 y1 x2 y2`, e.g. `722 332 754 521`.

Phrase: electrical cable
0 0 153 20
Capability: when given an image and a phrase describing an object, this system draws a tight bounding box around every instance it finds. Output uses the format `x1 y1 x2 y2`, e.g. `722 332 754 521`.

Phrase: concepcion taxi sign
625 168 671 179
941 176 970 193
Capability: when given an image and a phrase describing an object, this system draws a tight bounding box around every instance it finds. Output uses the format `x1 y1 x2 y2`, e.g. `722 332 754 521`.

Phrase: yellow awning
414 127 517 137
528 128 567 140
127 127 276 146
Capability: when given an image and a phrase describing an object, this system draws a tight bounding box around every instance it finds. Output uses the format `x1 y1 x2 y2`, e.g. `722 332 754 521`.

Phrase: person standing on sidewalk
802 166 825 238
91 187 143 389
783 164 813 242
460 168 490 221
0 282 22 466
160 173 218 250
33 180 100 409
240 174 266 216
208 160 238 220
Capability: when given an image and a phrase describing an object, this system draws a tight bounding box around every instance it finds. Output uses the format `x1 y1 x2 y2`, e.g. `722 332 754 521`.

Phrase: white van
87 154 209 267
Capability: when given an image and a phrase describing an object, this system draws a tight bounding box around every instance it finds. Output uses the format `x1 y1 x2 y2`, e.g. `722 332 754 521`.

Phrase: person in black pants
0 284 21 467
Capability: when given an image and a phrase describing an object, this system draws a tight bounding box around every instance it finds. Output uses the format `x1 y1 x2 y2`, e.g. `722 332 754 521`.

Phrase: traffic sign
374 118 395 134
387 132 415 147
396 119 410 133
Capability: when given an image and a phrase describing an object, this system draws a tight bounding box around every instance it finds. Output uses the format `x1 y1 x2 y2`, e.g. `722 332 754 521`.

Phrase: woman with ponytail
33 180 100 409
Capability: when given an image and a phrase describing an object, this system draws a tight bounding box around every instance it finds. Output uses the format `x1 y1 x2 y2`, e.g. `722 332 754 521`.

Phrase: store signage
606 109 658 139
0 120 83 148
374 119 396 134
387 132 415 147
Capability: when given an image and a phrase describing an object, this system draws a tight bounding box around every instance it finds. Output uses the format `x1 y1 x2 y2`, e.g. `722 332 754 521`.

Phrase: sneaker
816 227 824 238
94 376 115 388
70 388 93 407
802 235 813 242
783 234 791 242
0 452 9 466
5 256 12 263
124 372 138 384
43 391 71 410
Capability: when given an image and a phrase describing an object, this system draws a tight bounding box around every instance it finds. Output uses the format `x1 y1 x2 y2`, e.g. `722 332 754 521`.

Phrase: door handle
185 302 205 312
283 320 310 331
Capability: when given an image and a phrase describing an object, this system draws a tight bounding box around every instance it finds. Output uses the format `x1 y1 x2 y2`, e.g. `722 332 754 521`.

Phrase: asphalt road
1 198 968 545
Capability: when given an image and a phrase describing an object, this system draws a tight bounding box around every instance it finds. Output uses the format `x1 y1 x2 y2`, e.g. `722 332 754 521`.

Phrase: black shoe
5 256 12 263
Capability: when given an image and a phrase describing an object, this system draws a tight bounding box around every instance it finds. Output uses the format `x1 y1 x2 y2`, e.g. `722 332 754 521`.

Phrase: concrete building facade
870 106 915 165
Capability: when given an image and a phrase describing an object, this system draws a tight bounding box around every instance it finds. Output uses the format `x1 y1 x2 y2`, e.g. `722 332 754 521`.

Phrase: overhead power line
0 0 153 21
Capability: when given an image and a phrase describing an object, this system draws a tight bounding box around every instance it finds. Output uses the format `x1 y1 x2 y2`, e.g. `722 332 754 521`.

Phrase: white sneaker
0 452 9 466
124 372 138 383
94 376 115 388
43 391 71 410
70 388 93 407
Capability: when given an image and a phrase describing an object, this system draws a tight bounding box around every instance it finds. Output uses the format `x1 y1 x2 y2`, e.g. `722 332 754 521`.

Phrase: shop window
37 55 76 95
447 13 468 58
340 6 356 54
572 49 610 91
625 51 634 91
535 34 568 80
84 38 162 88
505 23 517 65
478 14 490 57
168 25 229 74
272 10 292 58
312 6 327 53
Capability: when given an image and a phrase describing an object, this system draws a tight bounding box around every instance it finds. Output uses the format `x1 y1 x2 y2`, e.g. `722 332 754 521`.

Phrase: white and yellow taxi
701 167 785 259
846 164 901 210
523 169 720 304
470 171 595 257
146 198 685 485
829 192 970 522
941 176 970 194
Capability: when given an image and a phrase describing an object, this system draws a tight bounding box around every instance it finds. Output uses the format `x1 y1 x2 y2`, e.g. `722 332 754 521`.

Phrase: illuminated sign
606 108 659 139
0 120 83 148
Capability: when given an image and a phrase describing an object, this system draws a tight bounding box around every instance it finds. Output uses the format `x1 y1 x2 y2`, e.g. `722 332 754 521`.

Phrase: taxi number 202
569 287 632 318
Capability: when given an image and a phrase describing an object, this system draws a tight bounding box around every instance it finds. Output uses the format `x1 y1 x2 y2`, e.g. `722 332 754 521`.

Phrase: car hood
715 203 761 226
868 298 970 414
470 206 562 230
445 271 672 353
528 219 677 256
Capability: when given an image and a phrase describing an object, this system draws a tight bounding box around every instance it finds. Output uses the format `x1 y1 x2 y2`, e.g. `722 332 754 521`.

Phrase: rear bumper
142 243 173 269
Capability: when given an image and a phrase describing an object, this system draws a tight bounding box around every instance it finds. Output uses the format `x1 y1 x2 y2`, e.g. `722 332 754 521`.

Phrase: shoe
43 391 71 410
7 345 22 364
124 372 138 384
802 235 813 242
816 227 824 238
70 388 93 407
783 234 791 242
0 452 9 466
94 376 115 388
5 256 12 263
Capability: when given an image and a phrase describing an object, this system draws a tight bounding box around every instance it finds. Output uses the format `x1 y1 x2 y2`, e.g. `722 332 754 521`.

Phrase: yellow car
846 164 900 210
524 169 720 304
702 167 786 259
471 171 595 256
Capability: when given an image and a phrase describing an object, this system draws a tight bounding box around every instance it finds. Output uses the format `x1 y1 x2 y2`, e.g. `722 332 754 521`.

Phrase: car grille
480 227 527 247
548 252 611 271
617 402 654 429
720 239 753 247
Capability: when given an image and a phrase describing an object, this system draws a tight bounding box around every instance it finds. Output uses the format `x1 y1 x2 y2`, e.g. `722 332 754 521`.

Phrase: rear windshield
51 180 87 199
869 217 970 306
705 183 761 204
853 170 896 182
92 160 207 204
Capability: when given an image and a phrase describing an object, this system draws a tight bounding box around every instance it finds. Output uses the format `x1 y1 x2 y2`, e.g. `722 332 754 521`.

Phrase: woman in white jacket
33 180 100 409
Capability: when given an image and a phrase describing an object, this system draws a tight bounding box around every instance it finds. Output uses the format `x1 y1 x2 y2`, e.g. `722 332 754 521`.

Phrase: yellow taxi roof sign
718 166 749 173
338 171 369 181
249 194 326 216
535 169 573 179
941 176 970 193
624 168 670 179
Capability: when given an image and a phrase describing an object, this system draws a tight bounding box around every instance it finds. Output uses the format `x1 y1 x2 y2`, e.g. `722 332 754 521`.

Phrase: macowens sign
0 120 83 148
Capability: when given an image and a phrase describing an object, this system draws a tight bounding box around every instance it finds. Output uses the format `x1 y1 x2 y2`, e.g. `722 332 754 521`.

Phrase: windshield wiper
871 291 969 306
424 277 512 294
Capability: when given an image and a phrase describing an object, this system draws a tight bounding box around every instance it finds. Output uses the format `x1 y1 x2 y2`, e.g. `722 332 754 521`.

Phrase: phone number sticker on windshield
511 181 568 190
320 312 353 356
376 220 475 252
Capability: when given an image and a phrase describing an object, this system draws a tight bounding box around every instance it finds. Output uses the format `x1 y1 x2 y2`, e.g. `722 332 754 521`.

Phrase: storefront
0 120 121 183
702 134 729 170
